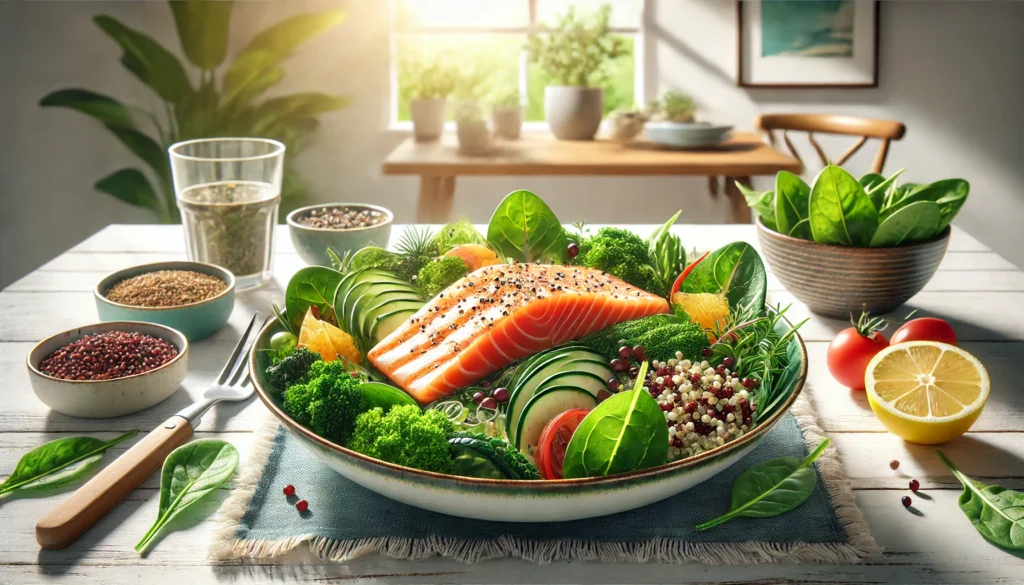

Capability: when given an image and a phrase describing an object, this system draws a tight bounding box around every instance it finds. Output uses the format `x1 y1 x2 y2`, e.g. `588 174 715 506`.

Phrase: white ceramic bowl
645 122 733 149
27 321 188 418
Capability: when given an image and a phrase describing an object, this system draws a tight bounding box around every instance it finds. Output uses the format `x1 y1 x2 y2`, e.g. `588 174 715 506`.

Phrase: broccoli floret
266 347 321 391
576 227 662 295
416 256 469 297
579 314 710 362
281 360 367 444
347 404 455 473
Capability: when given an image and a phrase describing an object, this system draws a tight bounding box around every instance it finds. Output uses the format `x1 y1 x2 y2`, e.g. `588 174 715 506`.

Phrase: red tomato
890 318 957 346
536 409 590 480
827 328 889 390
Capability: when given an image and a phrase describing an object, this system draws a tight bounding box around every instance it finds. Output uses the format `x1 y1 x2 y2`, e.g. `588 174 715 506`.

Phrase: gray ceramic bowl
287 203 393 267
757 217 950 318
27 321 188 418
94 261 235 341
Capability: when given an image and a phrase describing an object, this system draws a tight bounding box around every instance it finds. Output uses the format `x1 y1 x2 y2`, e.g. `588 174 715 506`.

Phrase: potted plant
454 102 491 156
403 57 456 141
744 166 969 317
527 5 628 140
649 91 697 123
490 89 523 140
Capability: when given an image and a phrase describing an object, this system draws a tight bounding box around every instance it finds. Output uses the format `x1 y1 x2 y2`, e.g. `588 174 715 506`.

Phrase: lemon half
865 341 989 445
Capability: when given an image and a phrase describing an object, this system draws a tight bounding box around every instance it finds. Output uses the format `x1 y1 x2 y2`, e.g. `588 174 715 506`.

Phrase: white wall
2 0 1023 288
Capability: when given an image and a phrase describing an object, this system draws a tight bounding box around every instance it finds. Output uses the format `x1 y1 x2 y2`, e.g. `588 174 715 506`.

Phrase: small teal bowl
94 261 235 341
287 203 393 267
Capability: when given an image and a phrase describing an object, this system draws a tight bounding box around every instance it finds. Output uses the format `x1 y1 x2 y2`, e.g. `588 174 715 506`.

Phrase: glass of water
169 138 285 290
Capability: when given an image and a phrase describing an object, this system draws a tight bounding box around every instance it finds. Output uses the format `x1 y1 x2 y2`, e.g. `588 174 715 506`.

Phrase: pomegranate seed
901 496 912 508
660 403 672 411
722 356 735 368
690 373 701 384
672 438 683 448
629 366 639 376
296 499 309 512
909 479 920 492
889 459 900 470
480 397 498 410
492 387 510 403
567 242 579 258
472 392 485 405
716 365 726 376
701 348 712 357
283 484 296 497
633 346 646 360
741 377 753 388
618 346 633 359
607 378 621 391
611 358 629 372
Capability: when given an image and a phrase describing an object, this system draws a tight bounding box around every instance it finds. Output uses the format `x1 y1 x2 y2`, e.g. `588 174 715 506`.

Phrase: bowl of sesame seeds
94 261 235 341
27 321 188 418
287 203 393 267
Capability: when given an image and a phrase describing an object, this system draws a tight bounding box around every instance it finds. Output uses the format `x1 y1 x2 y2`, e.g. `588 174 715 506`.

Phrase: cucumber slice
506 359 610 444
370 304 424 344
509 344 598 390
506 349 610 439
332 269 366 325
358 291 423 341
341 270 408 327
533 367 612 399
514 386 597 464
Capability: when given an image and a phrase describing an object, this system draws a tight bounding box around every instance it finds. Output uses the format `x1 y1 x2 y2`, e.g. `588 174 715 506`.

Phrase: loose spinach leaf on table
808 165 879 246
487 189 568 263
286 266 344 330
869 200 942 247
695 438 829 530
682 242 767 311
562 361 668 478
938 450 1024 551
0 431 138 501
774 171 811 240
136 439 239 555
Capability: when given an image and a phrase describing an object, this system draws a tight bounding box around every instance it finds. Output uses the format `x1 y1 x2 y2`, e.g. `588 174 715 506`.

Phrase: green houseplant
40 0 348 223
490 88 523 140
527 4 629 140
401 55 457 141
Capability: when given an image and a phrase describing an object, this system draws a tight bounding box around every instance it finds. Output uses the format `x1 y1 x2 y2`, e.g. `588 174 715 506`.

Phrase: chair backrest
755 114 906 175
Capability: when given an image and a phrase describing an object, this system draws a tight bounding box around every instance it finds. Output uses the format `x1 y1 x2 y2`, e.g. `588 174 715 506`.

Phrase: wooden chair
755 114 906 174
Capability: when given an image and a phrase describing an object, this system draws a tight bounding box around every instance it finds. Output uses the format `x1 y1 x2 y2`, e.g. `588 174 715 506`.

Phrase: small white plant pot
410 98 447 141
491 107 523 140
456 120 492 156
544 86 604 141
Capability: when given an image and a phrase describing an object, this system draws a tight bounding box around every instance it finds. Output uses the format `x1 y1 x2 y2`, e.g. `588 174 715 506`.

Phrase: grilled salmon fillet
367 263 669 404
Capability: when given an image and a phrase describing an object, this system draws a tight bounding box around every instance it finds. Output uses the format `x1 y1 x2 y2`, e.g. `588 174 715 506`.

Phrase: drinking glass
169 138 285 290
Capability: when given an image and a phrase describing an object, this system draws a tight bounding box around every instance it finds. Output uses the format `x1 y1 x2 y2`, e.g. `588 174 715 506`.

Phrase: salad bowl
249 317 807 523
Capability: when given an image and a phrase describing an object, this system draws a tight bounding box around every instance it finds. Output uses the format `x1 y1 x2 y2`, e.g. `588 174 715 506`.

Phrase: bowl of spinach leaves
742 166 968 318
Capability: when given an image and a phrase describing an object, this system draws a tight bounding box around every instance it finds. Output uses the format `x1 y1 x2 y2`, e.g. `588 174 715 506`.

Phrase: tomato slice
537 409 591 480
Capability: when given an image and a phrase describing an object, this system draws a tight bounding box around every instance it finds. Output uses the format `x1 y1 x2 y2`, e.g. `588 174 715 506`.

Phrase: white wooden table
2 224 1023 584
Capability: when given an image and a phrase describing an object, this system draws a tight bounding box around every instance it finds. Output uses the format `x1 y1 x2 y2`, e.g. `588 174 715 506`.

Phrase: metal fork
36 313 269 550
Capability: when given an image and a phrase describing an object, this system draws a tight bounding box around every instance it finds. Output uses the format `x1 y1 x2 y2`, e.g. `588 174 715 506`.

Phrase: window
391 0 642 124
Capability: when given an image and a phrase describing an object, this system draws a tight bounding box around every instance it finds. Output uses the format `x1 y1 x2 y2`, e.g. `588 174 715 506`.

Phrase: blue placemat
211 398 877 564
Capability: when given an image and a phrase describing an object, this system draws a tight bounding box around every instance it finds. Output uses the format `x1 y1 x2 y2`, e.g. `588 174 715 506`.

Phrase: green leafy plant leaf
695 438 829 530
170 0 233 70
563 361 668 478
94 15 192 104
434 217 489 252
487 190 568 263
938 450 1024 551
859 172 885 191
94 169 161 214
285 266 345 330
869 201 942 247
736 183 777 231
774 171 811 240
0 431 137 501
892 179 969 233
252 92 350 135
649 211 687 293
864 169 904 211
682 242 767 311
105 125 171 184
135 440 239 555
808 165 879 246
39 89 136 128
235 10 346 70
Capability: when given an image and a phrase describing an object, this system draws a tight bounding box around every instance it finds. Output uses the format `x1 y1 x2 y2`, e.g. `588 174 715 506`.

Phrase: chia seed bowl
94 261 235 341
27 321 188 419
286 203 393 268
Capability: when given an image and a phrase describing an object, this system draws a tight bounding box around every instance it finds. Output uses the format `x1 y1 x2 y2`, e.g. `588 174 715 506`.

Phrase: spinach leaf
487 190 568 263
938 450 1024 551
859 172 885 191
695 438 829 530
774 171 811 240
865 169 904 211
736 182 777 231
136 439 239 555
893 179 969 233
562 361 668 478
869 201 942 247
449 443 505 479
434 217 488 252
682 242 767 311
358 382 418 411
286 266 344 330
0 431 137 500
808 165 879 246
649 210 687 294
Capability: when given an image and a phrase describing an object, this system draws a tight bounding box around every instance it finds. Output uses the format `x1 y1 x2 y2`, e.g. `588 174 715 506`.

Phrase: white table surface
2 224 1023 585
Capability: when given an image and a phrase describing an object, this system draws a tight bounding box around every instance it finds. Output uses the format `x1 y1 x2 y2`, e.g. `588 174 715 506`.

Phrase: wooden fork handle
36 415 194 550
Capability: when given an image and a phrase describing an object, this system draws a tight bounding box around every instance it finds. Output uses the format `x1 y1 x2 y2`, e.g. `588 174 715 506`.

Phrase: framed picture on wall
737 0 879 88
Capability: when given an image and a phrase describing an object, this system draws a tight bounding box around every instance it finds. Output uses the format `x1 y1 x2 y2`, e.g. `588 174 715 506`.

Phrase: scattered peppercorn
902 495 912 508
909 479 920 492
37 330 178 380
889 459 900 470
104 270 226 307
297 206 387 229
283 484 296 496
296 499 309 512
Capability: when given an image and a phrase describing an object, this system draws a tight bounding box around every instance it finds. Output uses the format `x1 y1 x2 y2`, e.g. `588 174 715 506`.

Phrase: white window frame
388 0 646 131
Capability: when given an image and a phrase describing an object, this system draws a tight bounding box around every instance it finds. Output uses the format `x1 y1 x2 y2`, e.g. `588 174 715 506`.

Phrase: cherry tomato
827 327 889 390
536 409 590 480
890 317 957 346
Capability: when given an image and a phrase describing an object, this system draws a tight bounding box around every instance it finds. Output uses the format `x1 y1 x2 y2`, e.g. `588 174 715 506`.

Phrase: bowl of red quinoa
94 261 235 341
286 203 393 267
27 321 188 418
